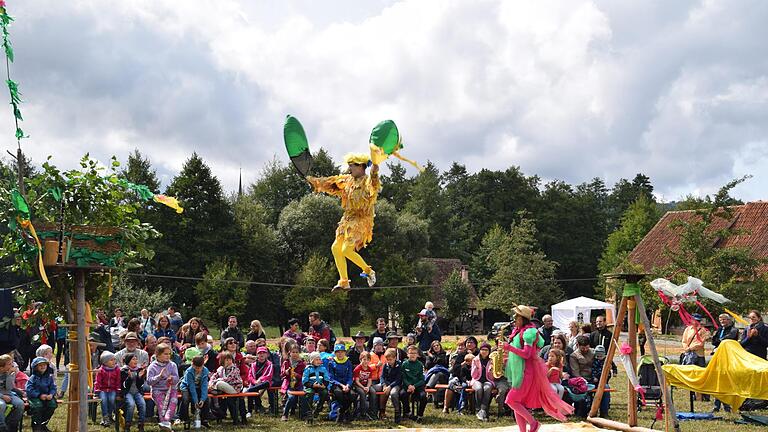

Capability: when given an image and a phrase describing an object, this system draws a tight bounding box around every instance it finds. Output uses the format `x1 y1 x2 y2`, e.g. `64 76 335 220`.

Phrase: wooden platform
340 421 611 432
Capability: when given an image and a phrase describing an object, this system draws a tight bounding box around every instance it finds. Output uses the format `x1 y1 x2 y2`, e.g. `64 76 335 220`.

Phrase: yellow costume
307 152 381 290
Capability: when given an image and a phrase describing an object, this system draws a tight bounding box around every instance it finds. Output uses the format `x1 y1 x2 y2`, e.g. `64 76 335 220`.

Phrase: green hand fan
283 115 313 178
369 120 402 154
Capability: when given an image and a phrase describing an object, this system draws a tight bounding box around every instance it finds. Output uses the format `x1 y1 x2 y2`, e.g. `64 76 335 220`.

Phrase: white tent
550 296 616 331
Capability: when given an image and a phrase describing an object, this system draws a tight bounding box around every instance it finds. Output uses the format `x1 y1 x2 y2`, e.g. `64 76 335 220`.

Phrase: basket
34 222 125 268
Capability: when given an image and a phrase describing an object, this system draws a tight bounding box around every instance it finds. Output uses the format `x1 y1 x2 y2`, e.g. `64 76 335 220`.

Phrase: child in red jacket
95 351 122 426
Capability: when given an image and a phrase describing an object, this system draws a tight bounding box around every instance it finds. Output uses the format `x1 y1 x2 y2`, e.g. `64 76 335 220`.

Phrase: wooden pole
65 292 78 432
634 294 680 432
589 297 628 417
75 269 89 432
627 297 638 426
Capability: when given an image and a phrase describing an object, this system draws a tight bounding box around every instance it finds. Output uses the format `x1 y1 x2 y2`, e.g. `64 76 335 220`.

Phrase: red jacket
95 366 122 392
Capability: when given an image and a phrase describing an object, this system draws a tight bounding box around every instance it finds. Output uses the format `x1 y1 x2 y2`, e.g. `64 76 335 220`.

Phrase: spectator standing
139 309 156 341
153 316 176 344
415 311 441 353
348 332 369 366
386 332 408 361
109 308 126 330
712 314 739 350
741 310 768 360
681 314 710 367
282 319 306 346
246 320 267 342
567 321 579 350
539 315 558 346
167 307 183 333
589 316 612 349
367 318 389 351
220 316 245 349
308 312 332 345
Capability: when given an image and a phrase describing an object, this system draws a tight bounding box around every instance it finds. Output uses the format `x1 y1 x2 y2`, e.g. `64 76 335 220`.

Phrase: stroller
636 355 669 410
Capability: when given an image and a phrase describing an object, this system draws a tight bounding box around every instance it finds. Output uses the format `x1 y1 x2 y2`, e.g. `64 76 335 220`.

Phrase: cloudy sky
2 0 767 202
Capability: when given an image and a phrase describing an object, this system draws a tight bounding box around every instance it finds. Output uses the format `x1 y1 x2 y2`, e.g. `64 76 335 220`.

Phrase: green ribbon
623 282 640 297
117 179 155 201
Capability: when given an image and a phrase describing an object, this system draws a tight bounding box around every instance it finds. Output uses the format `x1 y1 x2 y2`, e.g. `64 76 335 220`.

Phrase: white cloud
0 0 766 202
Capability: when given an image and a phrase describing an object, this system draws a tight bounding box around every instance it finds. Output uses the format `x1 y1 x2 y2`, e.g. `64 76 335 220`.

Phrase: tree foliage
442 269 470 323
480 216 562 314
194 259 250 329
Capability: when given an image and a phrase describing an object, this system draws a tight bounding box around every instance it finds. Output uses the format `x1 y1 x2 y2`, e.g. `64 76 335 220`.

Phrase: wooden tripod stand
587 274 680 432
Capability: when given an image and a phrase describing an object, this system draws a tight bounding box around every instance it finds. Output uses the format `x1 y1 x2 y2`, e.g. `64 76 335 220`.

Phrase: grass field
42 355 768 432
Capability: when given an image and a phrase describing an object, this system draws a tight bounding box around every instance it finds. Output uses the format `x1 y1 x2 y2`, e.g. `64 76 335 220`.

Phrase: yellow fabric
725 308 750 326
343 152 371 165
369 144 387 165
18 218 51 288
663 340 768 409
153 194 184 213
309 173 380 285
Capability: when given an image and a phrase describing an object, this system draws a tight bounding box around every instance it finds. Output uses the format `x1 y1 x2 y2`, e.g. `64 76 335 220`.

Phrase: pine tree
149 153 239 309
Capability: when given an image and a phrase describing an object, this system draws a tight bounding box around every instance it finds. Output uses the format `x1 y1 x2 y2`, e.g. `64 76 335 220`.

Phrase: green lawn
43 352 768 431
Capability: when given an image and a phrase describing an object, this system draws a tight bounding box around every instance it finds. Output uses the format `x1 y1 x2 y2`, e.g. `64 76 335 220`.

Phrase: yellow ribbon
18 217 51 288
724 308 750 326
392 151 424 173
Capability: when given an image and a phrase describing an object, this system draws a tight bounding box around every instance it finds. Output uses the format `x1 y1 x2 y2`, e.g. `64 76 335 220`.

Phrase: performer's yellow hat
344 153 371 165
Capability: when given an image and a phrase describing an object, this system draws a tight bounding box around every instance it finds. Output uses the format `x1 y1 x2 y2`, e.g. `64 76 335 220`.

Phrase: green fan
369 120 423 172
283 115 313 178
369 120 402 155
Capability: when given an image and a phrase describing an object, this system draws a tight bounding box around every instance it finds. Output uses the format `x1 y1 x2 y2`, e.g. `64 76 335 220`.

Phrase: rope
124 272 601 291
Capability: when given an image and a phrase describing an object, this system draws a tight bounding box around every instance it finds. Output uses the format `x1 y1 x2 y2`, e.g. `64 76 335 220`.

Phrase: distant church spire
238 167 243 197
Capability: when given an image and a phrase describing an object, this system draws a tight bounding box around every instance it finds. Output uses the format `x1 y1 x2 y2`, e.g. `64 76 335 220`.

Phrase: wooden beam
590 296 628 417
588 416 662 432
634 294 680 432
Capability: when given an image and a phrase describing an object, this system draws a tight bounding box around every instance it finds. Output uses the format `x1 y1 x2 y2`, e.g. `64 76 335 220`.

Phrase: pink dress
504 325 573 421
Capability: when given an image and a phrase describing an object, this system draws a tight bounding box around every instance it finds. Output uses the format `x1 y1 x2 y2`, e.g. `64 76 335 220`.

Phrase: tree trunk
339 315 351 337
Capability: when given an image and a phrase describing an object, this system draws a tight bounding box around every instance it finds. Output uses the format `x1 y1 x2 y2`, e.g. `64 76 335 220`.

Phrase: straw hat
512 305 534 320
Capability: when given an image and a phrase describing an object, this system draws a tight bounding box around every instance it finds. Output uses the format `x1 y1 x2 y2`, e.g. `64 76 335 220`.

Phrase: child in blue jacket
179 356 210 428
26 357 58 431
328 343 357 424
302 352 330 420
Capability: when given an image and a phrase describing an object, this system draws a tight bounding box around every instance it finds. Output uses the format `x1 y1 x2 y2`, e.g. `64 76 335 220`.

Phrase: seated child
375 348 403 423
328 343 357 424
120 353 147 432
302 352 330 422
209 351 244 424
547 349 565 398
179 356 210 428
444 352 473 413
0 354 24 432
280 345 306 421
95 351 121 426
146 343 179 431
591 345 615 417
25 357 58 431
245 347 272 415
400 345 427 422
353 351 375 420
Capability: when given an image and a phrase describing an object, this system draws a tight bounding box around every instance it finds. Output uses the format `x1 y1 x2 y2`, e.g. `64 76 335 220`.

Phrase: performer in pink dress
504 305 573 432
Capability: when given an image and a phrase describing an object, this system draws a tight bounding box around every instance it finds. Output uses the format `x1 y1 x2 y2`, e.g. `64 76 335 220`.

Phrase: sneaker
173 419 183 426
476 410 485 420
362 270 376 287
281 415 288 421
332 279 351 292
158 422 171 431
246 412 252 419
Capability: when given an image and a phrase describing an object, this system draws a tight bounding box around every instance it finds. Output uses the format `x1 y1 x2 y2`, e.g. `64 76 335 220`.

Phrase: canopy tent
550 296 616 331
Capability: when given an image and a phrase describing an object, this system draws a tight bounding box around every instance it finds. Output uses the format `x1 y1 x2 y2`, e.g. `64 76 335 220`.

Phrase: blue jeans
124 392 146 423
99 391 117 419
283 393 308 418
0 393 25 427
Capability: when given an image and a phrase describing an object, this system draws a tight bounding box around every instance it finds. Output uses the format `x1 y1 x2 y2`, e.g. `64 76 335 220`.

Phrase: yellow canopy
662 340 768 409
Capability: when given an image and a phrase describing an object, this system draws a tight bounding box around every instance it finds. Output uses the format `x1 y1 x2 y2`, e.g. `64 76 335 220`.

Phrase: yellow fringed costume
307 151 382 290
